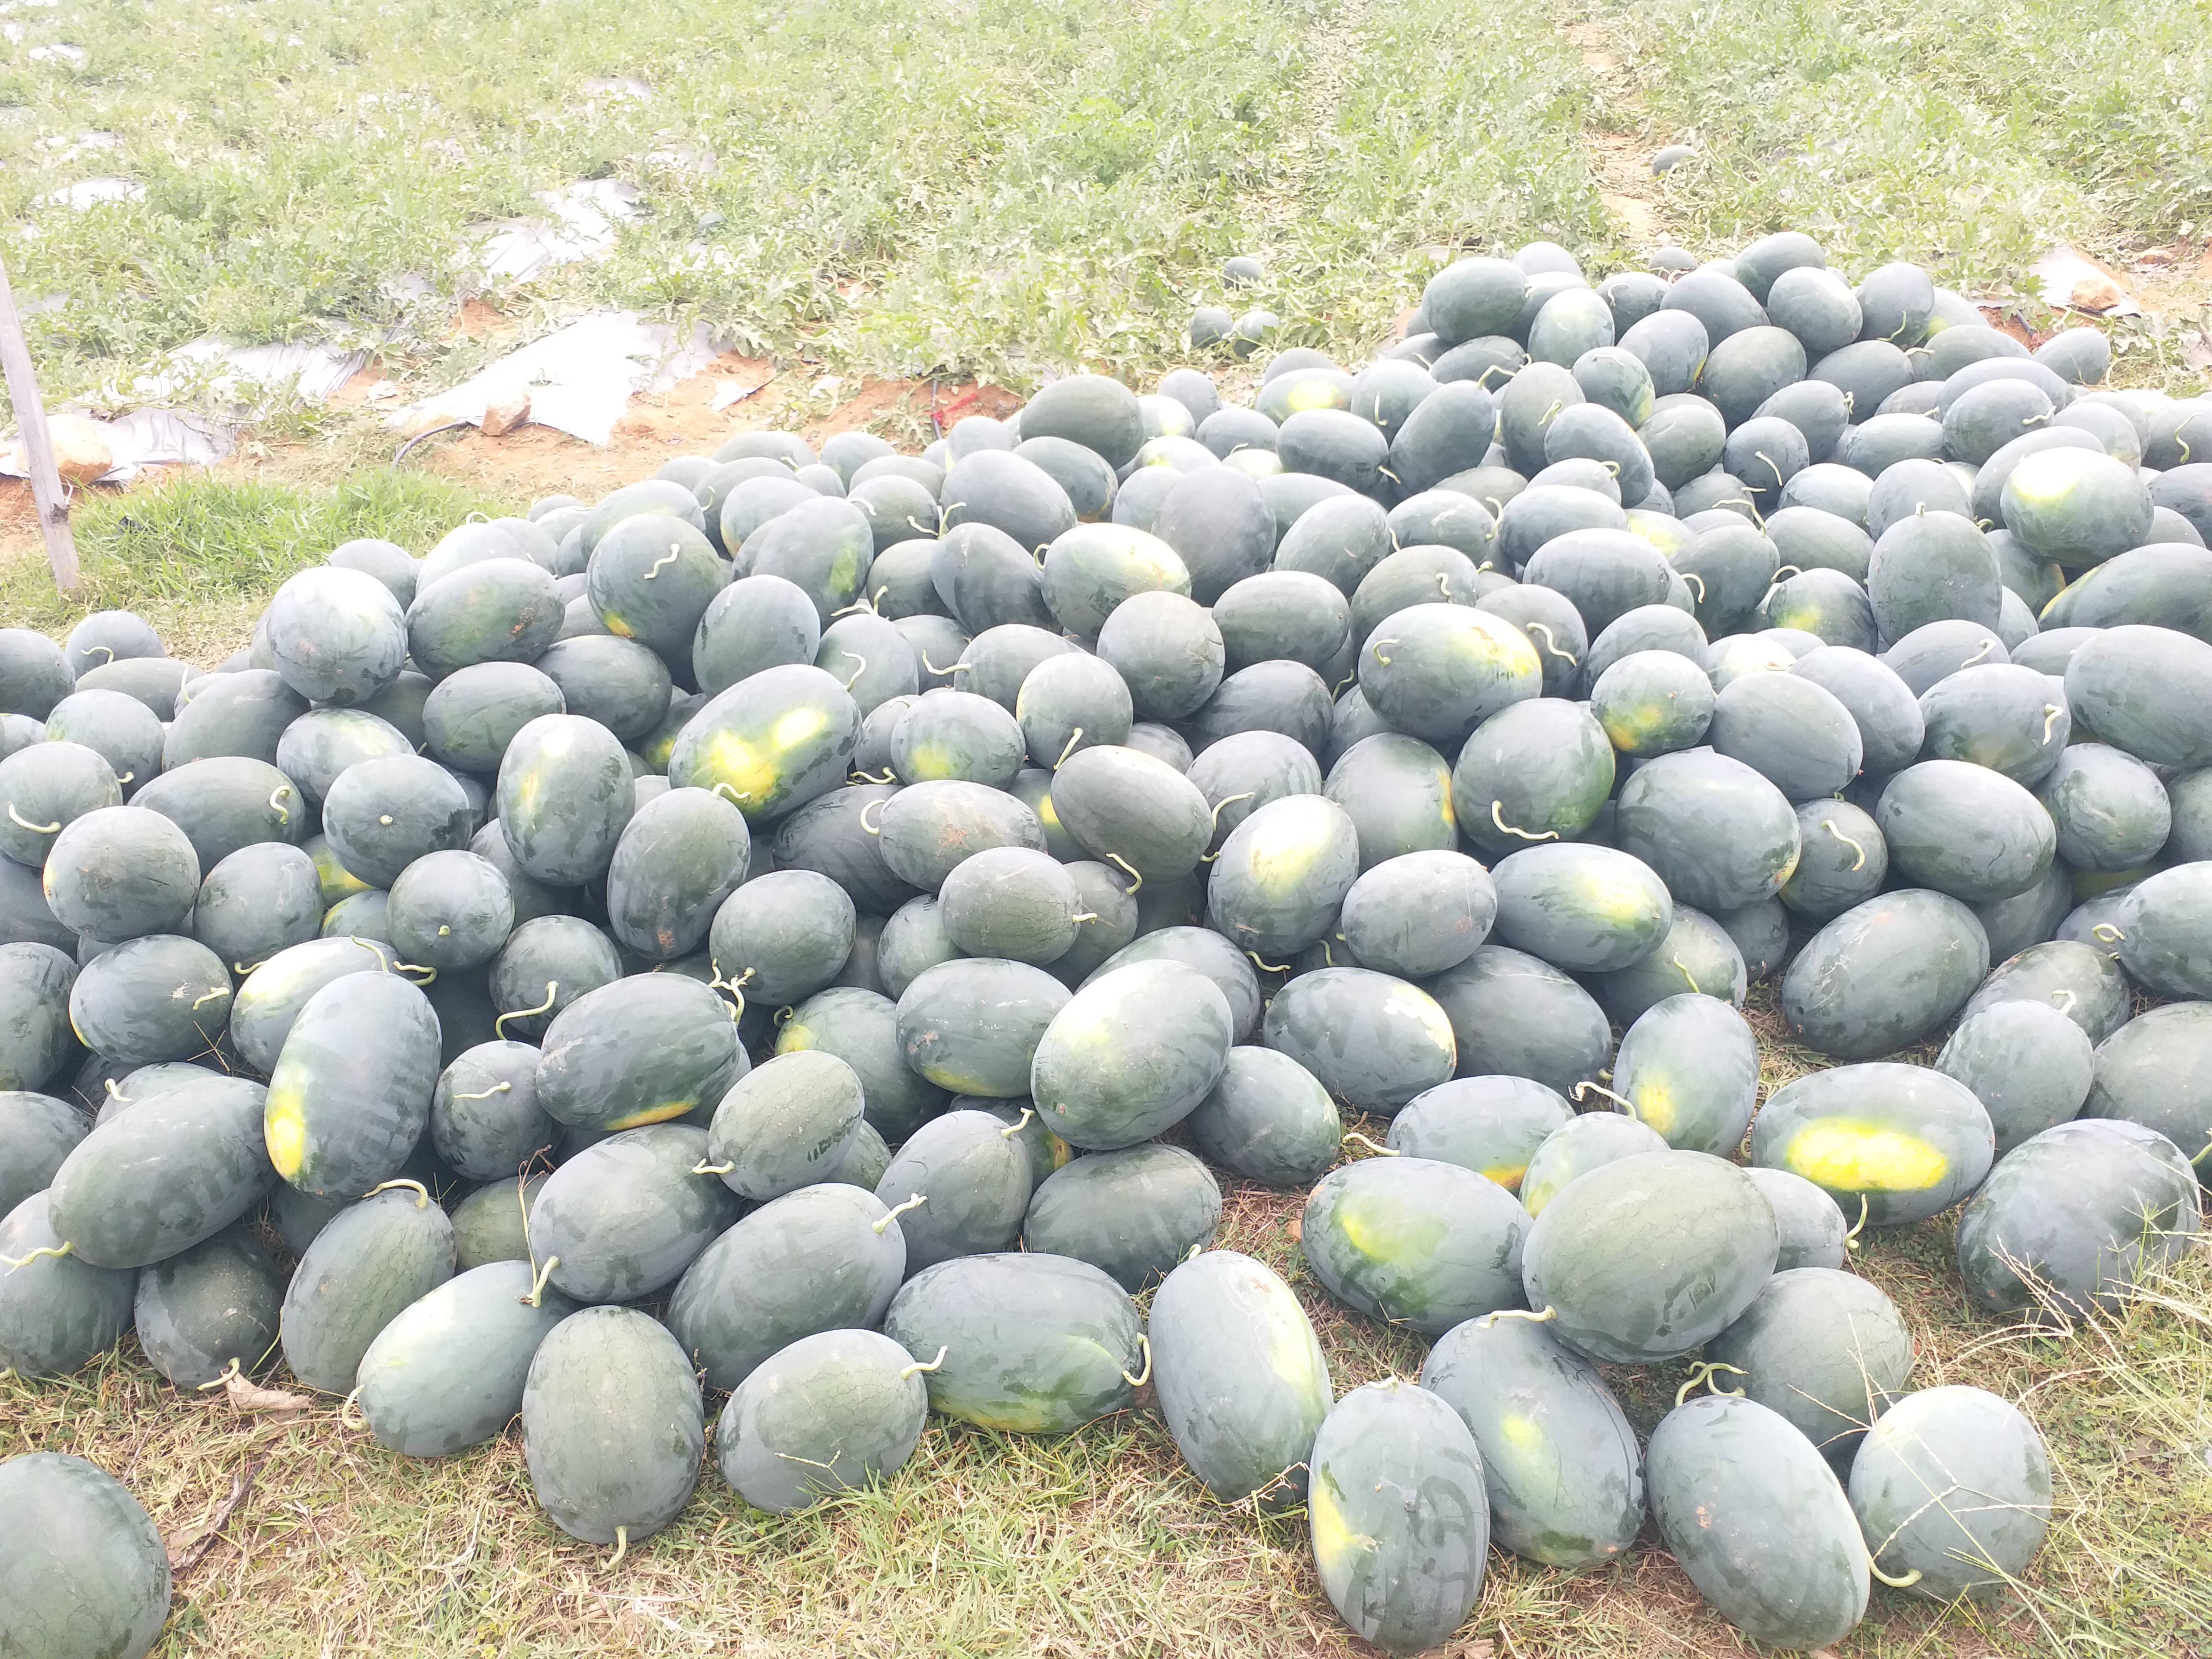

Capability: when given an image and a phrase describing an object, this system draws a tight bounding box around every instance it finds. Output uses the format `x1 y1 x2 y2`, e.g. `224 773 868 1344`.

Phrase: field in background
6 0 2212 1654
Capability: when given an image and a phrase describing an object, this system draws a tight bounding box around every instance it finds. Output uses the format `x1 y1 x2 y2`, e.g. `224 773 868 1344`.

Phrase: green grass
0 470 502 658
1578 0 2212 287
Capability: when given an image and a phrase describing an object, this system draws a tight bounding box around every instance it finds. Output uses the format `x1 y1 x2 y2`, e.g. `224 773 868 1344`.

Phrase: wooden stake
0 250 81 593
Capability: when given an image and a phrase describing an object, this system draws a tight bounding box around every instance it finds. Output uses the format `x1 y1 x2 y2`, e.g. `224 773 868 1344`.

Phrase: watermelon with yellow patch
533 975 745 1132
1301 1155 1531 1334
1384 1075 1572 1191
1419 1310 1643 1567
880 1251 1143 1435
264 972 442 1198
1751 1062 1995 1228
1204 794 1360 959
668 663 860 825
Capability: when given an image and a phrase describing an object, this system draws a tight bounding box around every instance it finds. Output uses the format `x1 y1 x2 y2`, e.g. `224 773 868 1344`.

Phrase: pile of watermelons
4 226 2212 1658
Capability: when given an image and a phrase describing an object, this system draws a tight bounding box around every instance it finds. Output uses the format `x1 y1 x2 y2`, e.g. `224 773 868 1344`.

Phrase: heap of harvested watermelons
6 227 2212 1657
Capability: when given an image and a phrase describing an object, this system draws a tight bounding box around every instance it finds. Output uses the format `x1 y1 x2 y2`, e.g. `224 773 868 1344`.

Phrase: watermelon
778 986 947 1141
2000 447 2153 567
1148 1249 1331 1505
48 1074 268 1268
1613 750 1802 911
703 1049 862 1201
1022 1143 1220 1290
385 849 515 973
530 1124 738 1302
356 1259 575 1456
1307 1380 1489 1657
1646 1395 1869 1649
1452 699 1615 856
450 1170 542 1266
279 1184 454 1393
162 670 307 770
1707 1268 1913 1461
871 1107 1032 1269
131 754 304 875
1263 967 1457 1116
68 933 233 1067
1780 889 1990 1058
1875 760 2055 903
1358 603 1541 744
693 574 822 696
707 868 857 1007
0 1190 134 1376
522 1305 704 1546
1205 795 1359 959
533 974 744 1132
715 1328 929 1513
1335 850 1494 979
1849 1386 2052 1600
2080 1001 2212 1162
1753 1063 1994 1227
669 664 859 825
1936 1001 2094 1155
936 848 1082 964
1302 1155 1530 1332
0 743 119 870
1419 1311 1643 1567
1521 1150 1778 1362
1589 649 1715 756
896 956 1068 1097
1490 843 1672 973
1610 993 1759 1155
0 1089 87 1217
264 972 441 1197
488 915 623 1041
1385 1075 1573 1190
1185 1045 1340 1186
2063 625 2212 767
1707 671 1863 801
39 689 163 801
667 1182 905 1390
1518 1112 1671 1215
887 688 1027 788
191 842 322 969
1426 945 1611 1098
2111 865 2212 998
1779 800 1888 922
603 787 751 962
0 1453 171 1659
1033 960 1232 1148
428 1040 552 1179
1148 471 1275 604
881 1251 1143 1433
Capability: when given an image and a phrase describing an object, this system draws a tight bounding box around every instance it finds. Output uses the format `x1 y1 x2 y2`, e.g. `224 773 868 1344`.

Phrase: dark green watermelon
521 1304 704 1545
1849 1384 2052 1601
279 1184 454 1393
1646 1395 1868 1648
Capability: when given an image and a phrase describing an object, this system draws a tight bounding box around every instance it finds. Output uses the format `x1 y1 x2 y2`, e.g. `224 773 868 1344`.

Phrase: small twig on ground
168 1452 274 1578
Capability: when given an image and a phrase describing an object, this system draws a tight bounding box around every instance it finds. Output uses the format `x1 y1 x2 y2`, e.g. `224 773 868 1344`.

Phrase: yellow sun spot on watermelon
771 705 830 750
1630 1079 1677 1135
1785 1121 1948 1193
601 611 636 640
1438 790 1457 831
604 1097 698 1130
1585 877 1660 924
776 1022 815 1054
1600 705 1669 749
1335 1194 1446 1261
1308 1477 1374 1572
1496 1410 1545 1455
1481 1162 1528 1191
1248 802 1337 886
1283 381 1342 415
697 732 781 808
264 1088 307 1179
